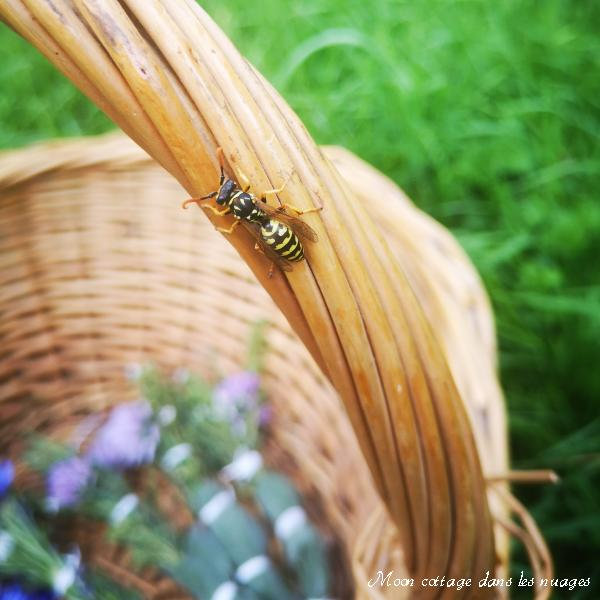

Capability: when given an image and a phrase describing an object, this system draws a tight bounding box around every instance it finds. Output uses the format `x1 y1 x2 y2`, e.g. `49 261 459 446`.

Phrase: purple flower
258 404 273 427
46 456 92 510
86 401 160 469
212 372 262 435
0 460 14 499
213 372 260 409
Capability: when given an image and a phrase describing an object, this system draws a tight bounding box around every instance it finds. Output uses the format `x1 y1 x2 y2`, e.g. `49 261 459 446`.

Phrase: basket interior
0 135 409 598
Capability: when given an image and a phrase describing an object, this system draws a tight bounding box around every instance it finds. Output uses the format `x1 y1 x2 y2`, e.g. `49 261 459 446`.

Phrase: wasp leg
216 220 241 234
252 242 276 278
182 198 229 215
218 146 252 192
237 168 251 193
183 197 213 210
258 197 323 216
253 242 269 256
202 205 231 217
217 220 241 234
261 171 294 204
216 146 227 168
278 202 323 216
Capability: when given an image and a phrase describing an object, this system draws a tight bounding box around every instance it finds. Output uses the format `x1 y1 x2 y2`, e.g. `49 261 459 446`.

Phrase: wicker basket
0 0 553 597
0 133 405 597
0 132 499 598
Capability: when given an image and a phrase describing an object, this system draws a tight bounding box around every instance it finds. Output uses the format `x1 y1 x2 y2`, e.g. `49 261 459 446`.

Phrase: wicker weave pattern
0 134 410 597
0 0 523 593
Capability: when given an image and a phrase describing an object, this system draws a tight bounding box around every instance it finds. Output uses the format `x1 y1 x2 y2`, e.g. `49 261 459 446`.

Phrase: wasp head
216 179 236 205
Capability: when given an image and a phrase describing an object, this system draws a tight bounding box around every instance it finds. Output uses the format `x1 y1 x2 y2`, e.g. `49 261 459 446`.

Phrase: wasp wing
258 201 318 243
240 220 294 272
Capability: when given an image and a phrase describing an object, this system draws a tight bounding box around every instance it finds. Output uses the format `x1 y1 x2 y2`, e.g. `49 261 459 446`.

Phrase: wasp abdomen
260 219 304 262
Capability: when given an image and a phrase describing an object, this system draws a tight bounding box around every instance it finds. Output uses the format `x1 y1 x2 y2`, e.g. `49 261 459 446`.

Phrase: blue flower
0 460 14 499
32 593 55 600
86 401 160 469
0 582 55 600
0 583 29 600
46 456 92 510
31 591 55 600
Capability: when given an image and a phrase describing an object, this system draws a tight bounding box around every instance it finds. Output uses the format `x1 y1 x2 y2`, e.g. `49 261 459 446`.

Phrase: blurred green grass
1 0 598 596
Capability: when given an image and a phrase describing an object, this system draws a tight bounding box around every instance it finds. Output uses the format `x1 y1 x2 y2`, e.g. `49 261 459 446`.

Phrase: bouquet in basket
0 330 332 599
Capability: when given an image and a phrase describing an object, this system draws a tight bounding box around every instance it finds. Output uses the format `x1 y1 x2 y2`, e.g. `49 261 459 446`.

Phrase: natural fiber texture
0 0 552 596
0 132 506 598
0 133 404 598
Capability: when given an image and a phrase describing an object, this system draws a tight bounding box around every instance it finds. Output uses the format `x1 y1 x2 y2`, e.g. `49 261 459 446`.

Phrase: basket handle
1 0 499 587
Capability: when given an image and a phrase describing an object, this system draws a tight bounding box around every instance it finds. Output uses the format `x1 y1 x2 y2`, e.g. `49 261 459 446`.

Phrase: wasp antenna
219 165 225 185
182 192 216 209
216 147 227 177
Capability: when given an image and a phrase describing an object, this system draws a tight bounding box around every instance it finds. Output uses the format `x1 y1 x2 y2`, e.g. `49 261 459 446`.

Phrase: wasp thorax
232 192 259 219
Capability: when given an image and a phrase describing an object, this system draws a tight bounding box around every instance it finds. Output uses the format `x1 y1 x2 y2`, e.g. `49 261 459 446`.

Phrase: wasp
183 151 320 276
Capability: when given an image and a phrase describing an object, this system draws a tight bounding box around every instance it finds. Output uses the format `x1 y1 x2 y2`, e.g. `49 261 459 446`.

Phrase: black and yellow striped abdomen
260 218 304 262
